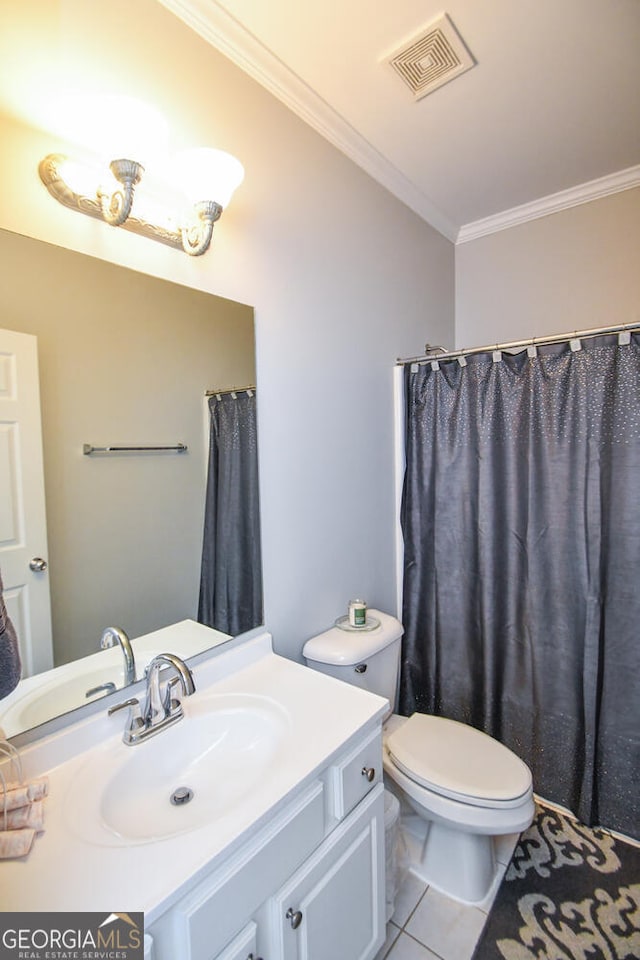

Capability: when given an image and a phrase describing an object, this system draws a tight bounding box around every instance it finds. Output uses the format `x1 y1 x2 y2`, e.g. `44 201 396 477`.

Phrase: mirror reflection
0 227 261 737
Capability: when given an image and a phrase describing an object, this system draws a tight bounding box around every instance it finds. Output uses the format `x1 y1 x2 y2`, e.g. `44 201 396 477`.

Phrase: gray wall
0 0 455 663
455 188 640 347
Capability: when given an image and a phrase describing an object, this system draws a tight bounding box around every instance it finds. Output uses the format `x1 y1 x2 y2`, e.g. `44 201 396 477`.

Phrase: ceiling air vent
386 13 475 100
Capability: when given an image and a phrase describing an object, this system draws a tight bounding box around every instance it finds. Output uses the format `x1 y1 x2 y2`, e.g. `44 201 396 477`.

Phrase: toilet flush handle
354 663 367 673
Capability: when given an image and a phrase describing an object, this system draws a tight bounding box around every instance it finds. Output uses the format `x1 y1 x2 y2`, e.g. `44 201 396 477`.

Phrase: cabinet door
213 921 258 960
269 785 385 960
149 782 325 960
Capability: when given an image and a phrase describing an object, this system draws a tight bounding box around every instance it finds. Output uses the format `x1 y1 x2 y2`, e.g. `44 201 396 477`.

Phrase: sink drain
170 786 194 806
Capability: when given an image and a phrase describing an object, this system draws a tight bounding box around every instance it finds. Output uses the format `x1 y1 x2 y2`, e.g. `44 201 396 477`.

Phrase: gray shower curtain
198 391 263 636
400 333 640 840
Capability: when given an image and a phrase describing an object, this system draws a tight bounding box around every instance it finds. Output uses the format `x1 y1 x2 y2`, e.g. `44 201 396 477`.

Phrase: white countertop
1 629 386 923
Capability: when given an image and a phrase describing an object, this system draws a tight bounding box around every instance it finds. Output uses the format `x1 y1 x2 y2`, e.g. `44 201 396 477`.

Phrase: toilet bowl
382 713 534 903
303 610 535 904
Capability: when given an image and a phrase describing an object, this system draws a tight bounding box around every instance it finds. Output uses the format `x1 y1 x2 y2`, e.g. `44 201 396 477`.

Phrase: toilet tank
303 609 403 715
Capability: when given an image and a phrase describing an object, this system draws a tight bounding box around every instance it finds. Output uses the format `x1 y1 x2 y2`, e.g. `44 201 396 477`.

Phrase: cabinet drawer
174 781 325 960
330 728 382 820
214 921 257 960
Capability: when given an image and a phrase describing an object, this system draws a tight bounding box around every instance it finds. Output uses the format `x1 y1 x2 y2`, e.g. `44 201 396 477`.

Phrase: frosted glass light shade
104 98 169 163
52 94 169 166
56 157 109 197
176 148 245 208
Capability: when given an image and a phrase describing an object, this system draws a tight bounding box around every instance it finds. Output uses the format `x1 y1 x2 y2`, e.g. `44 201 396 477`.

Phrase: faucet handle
86 681 117 699
107 696 139 715
163 675 183 714
108 697 146 745
108 697 143 730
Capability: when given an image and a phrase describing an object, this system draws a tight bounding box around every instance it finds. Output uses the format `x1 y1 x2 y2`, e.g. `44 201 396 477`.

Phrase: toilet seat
386 714 532 809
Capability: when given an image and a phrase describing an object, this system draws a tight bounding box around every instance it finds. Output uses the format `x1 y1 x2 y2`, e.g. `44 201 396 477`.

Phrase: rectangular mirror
0 227 261 737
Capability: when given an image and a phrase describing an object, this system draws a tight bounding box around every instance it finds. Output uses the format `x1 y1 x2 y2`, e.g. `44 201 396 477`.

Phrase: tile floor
375 803 640 960
374 833 519 960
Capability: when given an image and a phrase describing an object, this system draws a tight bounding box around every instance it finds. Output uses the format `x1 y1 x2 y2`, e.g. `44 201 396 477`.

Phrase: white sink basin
65 692 291 845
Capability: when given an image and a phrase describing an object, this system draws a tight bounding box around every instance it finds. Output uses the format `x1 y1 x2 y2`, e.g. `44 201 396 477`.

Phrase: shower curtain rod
396 320 640 366
205 385 256 396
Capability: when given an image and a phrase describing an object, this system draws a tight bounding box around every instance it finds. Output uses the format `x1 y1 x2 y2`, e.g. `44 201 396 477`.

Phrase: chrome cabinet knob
286 907 303 929
362 766 376 782
29 557 48 572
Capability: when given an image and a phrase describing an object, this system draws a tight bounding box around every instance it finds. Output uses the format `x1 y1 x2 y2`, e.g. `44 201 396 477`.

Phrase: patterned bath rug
472 803 640 960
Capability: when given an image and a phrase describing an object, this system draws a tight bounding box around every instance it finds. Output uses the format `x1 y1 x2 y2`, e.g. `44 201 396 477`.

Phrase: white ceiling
159 0 640 240
1 1 639 243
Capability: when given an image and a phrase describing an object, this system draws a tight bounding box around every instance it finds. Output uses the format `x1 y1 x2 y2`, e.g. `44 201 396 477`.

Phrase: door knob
362 766 376 782
286 907 303 929
29 557 48 572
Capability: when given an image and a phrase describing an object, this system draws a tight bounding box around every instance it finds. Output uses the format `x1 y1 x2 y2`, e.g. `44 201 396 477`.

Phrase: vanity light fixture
38 146 244 257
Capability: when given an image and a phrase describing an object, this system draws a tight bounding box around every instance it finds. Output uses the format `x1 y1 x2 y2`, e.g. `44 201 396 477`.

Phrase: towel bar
82 443 188 455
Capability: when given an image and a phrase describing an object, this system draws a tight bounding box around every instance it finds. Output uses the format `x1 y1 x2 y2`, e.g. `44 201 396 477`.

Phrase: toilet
303 609 534 904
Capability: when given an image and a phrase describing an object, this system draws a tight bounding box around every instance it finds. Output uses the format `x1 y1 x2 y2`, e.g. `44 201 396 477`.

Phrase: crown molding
456 164 640 244
157 1 640 248
157 0 458 241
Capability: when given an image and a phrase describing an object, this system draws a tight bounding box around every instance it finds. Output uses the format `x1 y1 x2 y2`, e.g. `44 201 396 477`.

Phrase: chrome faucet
108 652 196 746
100 626 136 686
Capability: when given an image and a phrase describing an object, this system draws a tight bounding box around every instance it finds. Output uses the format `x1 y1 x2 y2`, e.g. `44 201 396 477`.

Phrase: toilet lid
386 714 531 804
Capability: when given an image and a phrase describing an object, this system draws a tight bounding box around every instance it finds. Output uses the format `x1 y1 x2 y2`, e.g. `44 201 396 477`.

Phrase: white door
0 327 53 677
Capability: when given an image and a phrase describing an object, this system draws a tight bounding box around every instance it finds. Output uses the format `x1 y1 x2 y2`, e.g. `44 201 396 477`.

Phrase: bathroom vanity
150 712 384 959
1 627 388 960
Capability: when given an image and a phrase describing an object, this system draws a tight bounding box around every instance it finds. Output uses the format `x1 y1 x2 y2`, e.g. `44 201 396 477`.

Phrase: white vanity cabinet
213 921 258 960
265 786 383 960
148 725 385 960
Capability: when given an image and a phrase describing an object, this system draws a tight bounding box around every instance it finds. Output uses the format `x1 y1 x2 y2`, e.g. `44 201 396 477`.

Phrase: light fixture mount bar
39 154 184 253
